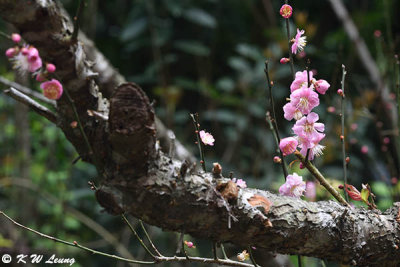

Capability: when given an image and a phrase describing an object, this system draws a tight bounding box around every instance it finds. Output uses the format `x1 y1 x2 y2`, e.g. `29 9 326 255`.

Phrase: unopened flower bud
338 184 344 190
345 157 350 164
11 33 21 43
273 156 282 163
5 48 16 58
337 89 344 96
46 63 56 73
280 57 290 64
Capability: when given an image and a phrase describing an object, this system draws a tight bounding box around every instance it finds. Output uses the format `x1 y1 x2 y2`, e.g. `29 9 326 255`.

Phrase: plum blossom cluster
280 70 330 161
278 70 330 197
5 33 63 100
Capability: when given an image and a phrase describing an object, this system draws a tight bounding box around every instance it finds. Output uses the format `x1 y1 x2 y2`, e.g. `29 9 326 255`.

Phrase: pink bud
280 57 290 64
5 48 16 58
273 156 282 163
374 30 381 38
391 177 398 185
46 63 56 73
299 163 305 169
361 145 369 154
21 47 29 55
383 137 390 144
11 33 21 43
327 106 336 113
350 123 358 131
337 89 343 96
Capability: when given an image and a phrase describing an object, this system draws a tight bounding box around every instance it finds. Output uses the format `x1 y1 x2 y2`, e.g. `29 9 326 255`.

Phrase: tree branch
4 87 57 123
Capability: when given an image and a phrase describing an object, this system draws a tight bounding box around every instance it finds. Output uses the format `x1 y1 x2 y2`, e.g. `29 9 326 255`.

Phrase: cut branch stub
108 83 156 178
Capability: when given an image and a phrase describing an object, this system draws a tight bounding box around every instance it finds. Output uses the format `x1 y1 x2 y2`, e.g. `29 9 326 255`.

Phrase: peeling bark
1 1 400 266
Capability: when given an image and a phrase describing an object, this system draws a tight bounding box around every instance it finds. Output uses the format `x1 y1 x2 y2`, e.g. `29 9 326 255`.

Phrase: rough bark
1 1 400 266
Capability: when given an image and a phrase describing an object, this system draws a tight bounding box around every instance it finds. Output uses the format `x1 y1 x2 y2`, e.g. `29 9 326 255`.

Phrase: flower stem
72 0 85 41
264 61 288 178
190 113 206 172
340 65 349 202
295 151 349 206
220 244 228 259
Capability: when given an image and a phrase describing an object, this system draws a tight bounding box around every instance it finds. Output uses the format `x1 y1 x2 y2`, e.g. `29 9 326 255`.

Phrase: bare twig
264 61 288 178
4 87 57 123
0 211 155 265
0 76 55 105
1 211 256 267
340 65 349 202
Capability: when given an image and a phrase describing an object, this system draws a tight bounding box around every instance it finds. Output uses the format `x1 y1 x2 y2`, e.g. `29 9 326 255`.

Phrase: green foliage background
0 0 399 266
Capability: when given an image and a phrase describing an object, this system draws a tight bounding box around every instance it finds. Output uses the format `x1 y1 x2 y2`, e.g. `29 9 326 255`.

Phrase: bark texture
1 1 400 266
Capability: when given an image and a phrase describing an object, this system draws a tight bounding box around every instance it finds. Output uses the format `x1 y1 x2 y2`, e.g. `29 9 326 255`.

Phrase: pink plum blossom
283 102 303 121
199 130 215 146
184 240 196 248
305 181 316 200
291 29 307 54
279 4 293 19
292 112 325 142
232 178 247 188
279 173 306 198
279 137 298 156
298 133 325 160
40 79 63 100
290 70 313 92
313 79 330 94
290 87 319 116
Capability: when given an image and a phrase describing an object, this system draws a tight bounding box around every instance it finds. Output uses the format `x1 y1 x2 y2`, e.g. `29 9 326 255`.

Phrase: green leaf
120 17 148 41
183 8 216 28
360 187 370 204
174 40 210 56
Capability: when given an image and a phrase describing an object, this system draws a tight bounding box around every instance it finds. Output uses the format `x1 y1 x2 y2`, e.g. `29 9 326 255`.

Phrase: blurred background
0 0 399 266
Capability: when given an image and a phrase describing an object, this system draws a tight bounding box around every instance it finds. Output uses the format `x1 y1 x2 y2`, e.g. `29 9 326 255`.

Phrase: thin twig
139 220 163 257
340 64 349 202
0 76 55 105
285 0 295 79
72 0 85 41
298 255 302 267
295 151 349 206
121 214 156 258
264 61 288 178
1 211 255 267
4 87 57 123
213 242 218 260
0 211 155 265
248 246 259 267
221 243 228 260
190 113 206 172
